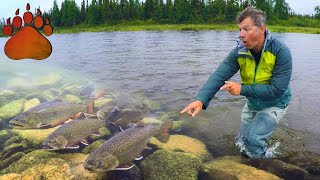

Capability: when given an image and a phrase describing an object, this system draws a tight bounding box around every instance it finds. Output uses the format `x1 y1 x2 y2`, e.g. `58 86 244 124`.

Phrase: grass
1 22 320 36
53 22 320 34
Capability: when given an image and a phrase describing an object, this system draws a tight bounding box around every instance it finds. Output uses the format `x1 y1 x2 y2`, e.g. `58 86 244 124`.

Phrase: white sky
0 0 319 20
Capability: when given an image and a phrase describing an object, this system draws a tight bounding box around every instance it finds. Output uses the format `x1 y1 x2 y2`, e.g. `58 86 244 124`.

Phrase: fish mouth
9 122 27 129
83 165 95 172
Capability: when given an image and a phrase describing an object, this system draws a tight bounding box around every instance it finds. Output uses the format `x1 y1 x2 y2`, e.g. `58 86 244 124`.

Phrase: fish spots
3 3 53 60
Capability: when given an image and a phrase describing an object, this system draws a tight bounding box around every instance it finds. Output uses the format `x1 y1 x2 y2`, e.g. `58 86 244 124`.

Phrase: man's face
238 17 265 51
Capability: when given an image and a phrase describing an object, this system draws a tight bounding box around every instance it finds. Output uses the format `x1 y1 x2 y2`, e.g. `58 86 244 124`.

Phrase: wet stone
0 152 25 170
0 143 25 161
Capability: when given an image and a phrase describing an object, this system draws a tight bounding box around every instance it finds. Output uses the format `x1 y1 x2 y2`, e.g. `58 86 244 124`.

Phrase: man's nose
239 30 245 39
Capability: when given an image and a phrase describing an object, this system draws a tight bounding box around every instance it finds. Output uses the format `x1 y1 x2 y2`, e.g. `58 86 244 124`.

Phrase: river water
0 30 319 177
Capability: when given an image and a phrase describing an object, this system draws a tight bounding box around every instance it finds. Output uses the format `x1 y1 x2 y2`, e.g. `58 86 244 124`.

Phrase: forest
1 0 320 33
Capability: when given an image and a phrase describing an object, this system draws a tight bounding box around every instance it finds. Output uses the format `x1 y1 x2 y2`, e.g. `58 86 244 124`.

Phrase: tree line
39 0 320 27
1 0 320 28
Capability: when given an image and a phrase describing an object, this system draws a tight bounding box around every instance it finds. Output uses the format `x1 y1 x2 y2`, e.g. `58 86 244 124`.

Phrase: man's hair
237 6 266 27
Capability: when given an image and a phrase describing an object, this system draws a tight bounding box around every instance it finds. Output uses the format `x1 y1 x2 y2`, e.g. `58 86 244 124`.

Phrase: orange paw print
3 3 53 60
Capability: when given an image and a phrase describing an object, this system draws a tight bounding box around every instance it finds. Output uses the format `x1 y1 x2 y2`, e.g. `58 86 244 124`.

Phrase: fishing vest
237 49 276 85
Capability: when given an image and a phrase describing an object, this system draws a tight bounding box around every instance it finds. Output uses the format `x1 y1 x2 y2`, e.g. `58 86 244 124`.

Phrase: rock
0 90 19 107
258 159 309 180
142 117 162 124
12 127 58 146
199 158 282 180
94 98 113 109
0 173 21 180
59 94 82 103
25 89 60 102
71 164 105 180
23 98 41 112
0 152 25 170
82 139 105 154
0 99 26 121
5 77 30 89
0 130 12 148
17 159 72 180
0 143 26 161
141 149 202 180
34 73 63 87
149 135 212 161
60 153 88 168
288 153 320 175
0 150 61 175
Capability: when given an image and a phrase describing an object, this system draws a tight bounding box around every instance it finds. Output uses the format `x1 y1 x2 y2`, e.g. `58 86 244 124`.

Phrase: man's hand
180 100 203 117
220 81 241 96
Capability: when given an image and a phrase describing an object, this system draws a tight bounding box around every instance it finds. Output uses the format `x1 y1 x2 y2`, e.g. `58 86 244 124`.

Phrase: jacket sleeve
196 48 240 109
240 42 292 99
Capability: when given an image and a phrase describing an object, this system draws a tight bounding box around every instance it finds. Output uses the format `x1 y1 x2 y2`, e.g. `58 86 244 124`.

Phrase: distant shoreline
1 23 320 37
50 23 320 35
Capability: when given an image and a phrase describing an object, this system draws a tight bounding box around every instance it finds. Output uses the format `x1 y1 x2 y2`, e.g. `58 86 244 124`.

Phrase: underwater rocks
149 134 212 161
200 157 282 180
141 149 202 180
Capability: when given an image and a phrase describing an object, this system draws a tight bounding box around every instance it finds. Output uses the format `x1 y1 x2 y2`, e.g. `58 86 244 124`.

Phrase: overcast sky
0 0 319 21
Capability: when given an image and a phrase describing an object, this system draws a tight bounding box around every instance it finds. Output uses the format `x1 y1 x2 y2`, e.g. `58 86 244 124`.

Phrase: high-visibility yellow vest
237 50 276 85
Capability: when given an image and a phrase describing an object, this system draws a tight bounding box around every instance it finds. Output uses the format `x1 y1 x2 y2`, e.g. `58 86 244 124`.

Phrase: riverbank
52 23 320 34
1 23 319 37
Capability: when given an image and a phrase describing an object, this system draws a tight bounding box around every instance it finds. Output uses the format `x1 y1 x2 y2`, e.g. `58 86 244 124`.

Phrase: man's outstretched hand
180 100 203 117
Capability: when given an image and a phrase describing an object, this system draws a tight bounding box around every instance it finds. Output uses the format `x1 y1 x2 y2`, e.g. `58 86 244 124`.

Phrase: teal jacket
196 30 292 110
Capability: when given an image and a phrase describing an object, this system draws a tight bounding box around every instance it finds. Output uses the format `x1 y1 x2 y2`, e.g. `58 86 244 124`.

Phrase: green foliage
315 6 320 20
44 0 319 28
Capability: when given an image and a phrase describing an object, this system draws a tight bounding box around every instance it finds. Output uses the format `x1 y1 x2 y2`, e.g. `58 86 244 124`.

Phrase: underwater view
0 31 319 179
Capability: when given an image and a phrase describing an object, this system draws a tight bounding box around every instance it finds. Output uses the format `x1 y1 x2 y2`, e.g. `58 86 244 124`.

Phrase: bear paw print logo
3 3 53 60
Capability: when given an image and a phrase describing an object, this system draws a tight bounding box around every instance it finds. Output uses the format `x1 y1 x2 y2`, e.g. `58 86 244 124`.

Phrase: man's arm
240 45 292 99
196 48 240 109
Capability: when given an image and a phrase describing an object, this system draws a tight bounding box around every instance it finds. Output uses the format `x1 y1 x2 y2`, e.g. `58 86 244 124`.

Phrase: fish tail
155 120 173 143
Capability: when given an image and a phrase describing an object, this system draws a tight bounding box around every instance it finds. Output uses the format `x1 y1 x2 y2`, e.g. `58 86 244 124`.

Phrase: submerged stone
141 149 202 180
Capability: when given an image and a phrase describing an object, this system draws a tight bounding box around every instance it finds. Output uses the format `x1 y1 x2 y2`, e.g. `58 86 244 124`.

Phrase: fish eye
96 160 102 166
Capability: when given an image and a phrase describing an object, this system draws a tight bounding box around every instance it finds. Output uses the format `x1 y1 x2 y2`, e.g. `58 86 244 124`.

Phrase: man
181 7 292 158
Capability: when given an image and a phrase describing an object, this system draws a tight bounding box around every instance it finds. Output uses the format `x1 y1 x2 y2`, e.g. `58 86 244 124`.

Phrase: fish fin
155 120 173 143
114 163 135 171
66 145 80 149
77 112 87 119
80 112 97 119
81 139 89 145
86 99 95 114
96 110 105 121
71 112 82 119
134 156 143 161
91 133 100 137
119 126 125 132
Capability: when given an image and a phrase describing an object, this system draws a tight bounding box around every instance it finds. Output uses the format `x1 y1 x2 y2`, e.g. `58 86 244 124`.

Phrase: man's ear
260 25 266 33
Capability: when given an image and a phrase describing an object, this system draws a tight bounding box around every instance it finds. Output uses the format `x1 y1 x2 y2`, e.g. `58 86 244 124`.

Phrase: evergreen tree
174 0 191 23
274 0 289 20
144 0 154 19
315 6 320 19
226 0 239 22
51 0 61 26
212 0 227 22
86 0 100 24
80 0 86 23
166 0 175 22
190 0 204 22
